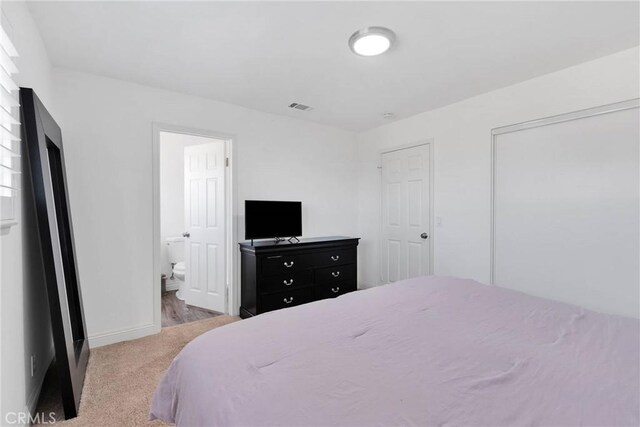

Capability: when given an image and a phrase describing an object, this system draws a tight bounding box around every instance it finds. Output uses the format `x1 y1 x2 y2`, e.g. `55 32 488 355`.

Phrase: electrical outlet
30 354 36 377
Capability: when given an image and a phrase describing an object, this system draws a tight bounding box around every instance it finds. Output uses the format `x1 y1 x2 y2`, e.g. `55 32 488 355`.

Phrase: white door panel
382 144 431 283
184 142 226 313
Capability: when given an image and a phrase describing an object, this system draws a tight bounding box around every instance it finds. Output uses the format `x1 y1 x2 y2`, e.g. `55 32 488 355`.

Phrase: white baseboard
88 323 160 348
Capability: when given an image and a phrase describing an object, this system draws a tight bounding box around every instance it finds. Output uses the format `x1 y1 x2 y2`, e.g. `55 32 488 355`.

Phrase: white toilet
166 237 186 300
173 261 185 281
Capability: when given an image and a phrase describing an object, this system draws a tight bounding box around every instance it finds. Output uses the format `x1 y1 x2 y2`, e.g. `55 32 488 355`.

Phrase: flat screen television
245 200 302 240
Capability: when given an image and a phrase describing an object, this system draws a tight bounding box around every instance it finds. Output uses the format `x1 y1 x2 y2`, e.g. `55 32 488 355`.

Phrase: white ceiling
27 1 639 132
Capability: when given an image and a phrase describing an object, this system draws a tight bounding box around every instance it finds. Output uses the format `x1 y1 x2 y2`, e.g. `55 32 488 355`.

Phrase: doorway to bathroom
152 125 236 328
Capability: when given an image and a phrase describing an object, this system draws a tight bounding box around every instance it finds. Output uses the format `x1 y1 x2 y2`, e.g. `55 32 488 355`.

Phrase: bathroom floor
161 290 222 327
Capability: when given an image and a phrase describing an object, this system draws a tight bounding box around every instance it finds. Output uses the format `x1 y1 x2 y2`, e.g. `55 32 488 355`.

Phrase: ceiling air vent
288 102 313 112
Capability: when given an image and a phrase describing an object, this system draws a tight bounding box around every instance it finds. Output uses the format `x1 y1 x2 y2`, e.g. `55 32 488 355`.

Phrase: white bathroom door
184 141 226 313
381 144 431 283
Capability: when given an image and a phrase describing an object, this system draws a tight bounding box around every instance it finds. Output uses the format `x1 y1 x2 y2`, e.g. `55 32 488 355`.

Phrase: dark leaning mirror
20 88 89 419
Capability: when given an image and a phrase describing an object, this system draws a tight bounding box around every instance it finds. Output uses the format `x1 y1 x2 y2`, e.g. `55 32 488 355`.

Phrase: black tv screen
245 200 302 240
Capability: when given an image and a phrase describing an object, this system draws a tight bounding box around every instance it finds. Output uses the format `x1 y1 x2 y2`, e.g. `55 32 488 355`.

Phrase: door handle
283 279 294 286
420 232 428 239
332 271 340 277
283 297 294 304
284 261 294 268
183 232 191 238
331 287 340 293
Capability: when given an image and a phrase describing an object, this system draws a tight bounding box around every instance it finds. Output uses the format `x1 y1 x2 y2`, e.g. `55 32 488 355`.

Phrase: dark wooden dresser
239 236 360 318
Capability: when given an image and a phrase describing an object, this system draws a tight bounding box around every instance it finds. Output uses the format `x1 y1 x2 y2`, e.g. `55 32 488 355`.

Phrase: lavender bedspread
150 276 639 426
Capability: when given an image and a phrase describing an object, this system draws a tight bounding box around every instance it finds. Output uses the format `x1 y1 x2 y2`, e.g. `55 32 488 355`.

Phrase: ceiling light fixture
349 27 396 57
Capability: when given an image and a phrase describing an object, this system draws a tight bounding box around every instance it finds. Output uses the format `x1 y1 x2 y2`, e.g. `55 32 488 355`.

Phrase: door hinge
225 157 229 167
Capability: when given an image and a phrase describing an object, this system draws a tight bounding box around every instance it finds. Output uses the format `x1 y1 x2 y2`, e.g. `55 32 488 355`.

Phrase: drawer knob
283 297 294 304
284 261 294 268
283 279 294 286
331 255 340 261
332 271 340 277
331 287 340 293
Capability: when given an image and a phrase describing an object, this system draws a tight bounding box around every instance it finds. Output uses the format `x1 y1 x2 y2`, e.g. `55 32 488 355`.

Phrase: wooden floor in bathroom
161 290 222 327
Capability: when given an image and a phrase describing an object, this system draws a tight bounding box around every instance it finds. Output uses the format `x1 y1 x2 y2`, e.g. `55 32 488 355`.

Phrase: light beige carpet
44 316 240 426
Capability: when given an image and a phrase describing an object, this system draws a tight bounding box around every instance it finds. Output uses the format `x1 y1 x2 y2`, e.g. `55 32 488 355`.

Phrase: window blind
0 19 19 229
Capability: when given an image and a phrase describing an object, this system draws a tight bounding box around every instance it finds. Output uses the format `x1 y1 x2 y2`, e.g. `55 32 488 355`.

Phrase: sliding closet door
492 102 639 318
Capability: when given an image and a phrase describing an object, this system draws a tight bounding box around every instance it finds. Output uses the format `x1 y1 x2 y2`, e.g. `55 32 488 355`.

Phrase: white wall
51 68 358 345
0 0 55 421
159 132 222 278
356 47 640 292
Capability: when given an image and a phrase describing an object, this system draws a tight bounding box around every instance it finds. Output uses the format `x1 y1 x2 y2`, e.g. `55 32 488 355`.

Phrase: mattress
150 276 639 426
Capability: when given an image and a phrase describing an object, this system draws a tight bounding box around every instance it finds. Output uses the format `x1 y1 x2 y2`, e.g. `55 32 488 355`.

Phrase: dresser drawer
315 282 357 300
301 248 356 268
261 254 303 276
260 270 313 294
316 263 356 285
260 287 313 313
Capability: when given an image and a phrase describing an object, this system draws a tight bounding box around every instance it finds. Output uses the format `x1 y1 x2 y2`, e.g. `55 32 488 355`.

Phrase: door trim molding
489 98 640 285
378 139 434 283
152 123 239 332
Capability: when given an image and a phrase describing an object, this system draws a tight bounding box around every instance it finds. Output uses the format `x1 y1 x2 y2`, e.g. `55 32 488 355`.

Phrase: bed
150 276 639 426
